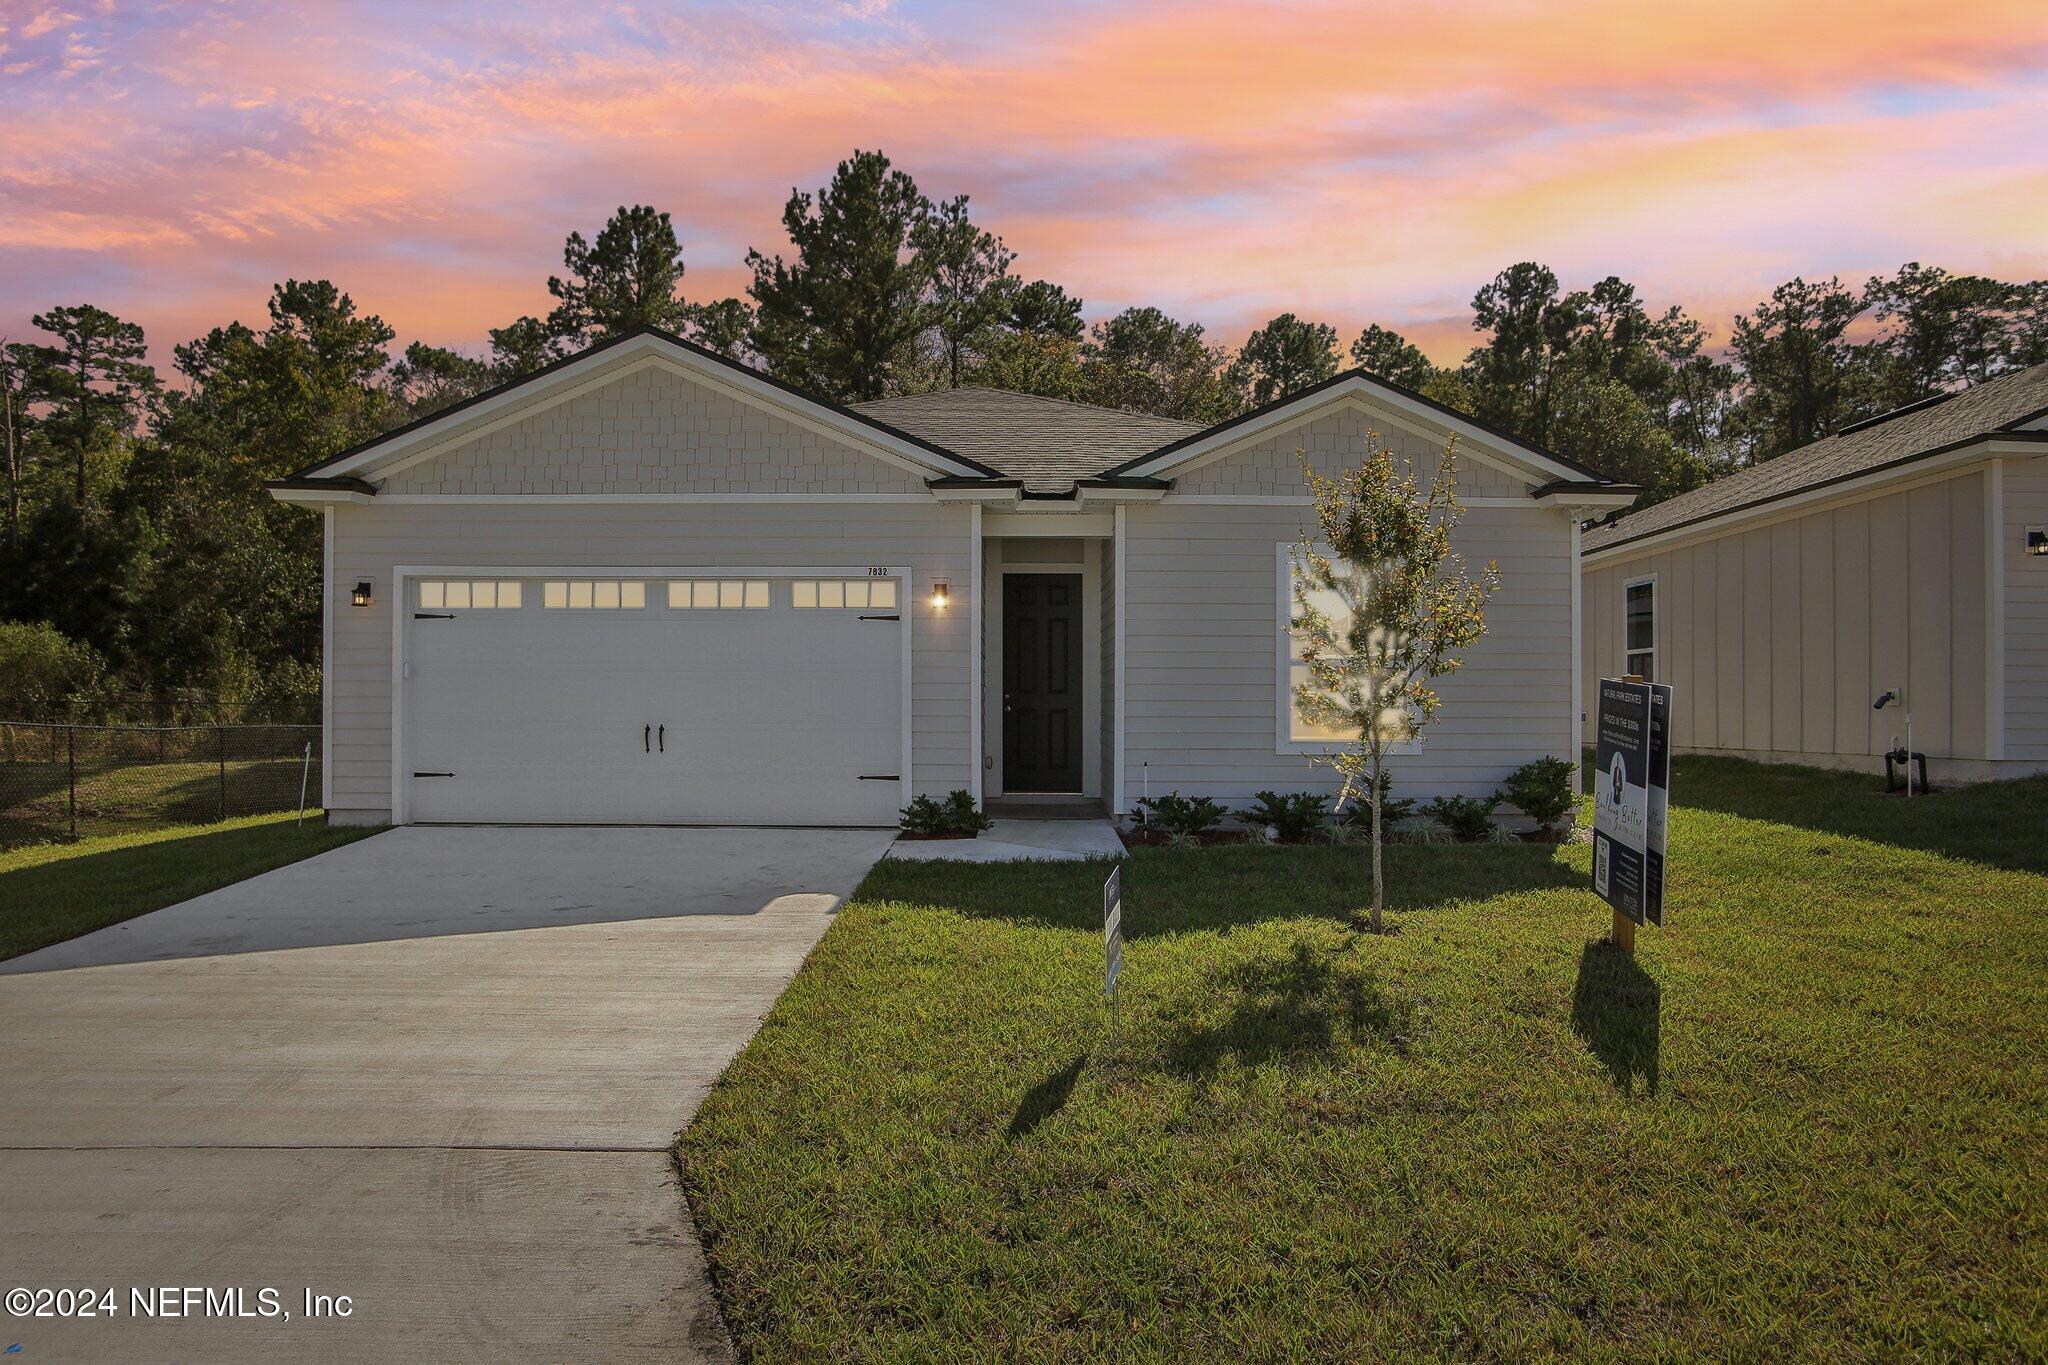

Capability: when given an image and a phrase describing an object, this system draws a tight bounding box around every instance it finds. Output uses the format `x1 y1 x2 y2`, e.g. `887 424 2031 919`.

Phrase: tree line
4 146 2044 721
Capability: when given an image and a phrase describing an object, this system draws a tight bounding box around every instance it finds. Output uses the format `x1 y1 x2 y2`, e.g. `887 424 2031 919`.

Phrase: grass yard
0 756 316 848
0 811 379 960
679 757 2048 1360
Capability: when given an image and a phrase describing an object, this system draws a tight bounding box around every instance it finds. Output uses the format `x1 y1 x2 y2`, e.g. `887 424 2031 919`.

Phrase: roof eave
266 475 377 507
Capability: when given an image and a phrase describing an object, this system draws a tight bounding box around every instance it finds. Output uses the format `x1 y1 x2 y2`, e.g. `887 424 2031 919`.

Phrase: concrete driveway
0 824 893 1362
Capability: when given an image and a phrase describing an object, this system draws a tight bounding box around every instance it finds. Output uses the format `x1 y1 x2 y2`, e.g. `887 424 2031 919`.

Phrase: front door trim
983 553 1102 799
389 564 913 825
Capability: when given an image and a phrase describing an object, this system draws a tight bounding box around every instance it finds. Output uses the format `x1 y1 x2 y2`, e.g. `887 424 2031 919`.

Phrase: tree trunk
1369 749 1385 933
2 361 17 553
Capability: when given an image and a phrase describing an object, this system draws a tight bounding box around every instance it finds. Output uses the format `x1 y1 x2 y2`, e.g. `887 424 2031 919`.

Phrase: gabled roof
853 387 1200 493
1583 360 2048 555
275 326 1006 486
1103 366 1622 487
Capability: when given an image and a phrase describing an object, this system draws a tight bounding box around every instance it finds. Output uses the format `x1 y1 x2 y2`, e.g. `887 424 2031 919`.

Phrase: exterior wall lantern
2027 526 2047 556
351 579 375 607
929 580 950 610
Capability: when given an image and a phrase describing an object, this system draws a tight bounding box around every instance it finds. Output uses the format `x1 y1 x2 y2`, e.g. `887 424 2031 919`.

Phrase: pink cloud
3 0 2046 372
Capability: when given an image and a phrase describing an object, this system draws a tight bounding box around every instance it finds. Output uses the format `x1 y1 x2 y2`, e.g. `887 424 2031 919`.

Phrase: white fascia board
1533 489 1637 511
310 334 989 484
1117 376 1598 487
984 511 1115 537
927 485 1023 506
1076 485 1169 506
1581 438 2028 566
269 486 371 506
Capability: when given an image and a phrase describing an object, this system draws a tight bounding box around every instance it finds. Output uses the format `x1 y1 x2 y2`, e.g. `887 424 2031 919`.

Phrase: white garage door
403 574 905 825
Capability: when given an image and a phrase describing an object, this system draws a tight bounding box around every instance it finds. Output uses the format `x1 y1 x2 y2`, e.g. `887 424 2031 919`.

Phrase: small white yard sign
1103 864 1123 999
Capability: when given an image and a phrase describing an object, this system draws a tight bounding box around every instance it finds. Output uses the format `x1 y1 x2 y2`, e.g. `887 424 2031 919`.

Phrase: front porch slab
887 818 1124 862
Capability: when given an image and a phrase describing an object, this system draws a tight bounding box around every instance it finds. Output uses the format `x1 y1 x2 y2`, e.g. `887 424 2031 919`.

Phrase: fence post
217 724 228 823
298 741 312 825
67 724 77 842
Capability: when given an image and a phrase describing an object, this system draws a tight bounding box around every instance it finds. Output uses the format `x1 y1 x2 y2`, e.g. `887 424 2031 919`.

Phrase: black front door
1003 573 1083 792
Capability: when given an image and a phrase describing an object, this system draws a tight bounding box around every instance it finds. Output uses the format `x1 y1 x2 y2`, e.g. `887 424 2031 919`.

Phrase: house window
792 579 896 610
541 580 647 609
667 580 770 609
418 580 523 609
1624 577 1655 680
1277 547 1414 752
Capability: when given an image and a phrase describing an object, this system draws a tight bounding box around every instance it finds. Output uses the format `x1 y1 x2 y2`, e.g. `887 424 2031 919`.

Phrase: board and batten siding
329 516 970 823
2006 462 2048 760
1582 469 1992 768
1119 499 1576 808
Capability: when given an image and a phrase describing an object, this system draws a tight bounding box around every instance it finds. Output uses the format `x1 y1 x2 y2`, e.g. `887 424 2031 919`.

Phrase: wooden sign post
1102 863 1124 1043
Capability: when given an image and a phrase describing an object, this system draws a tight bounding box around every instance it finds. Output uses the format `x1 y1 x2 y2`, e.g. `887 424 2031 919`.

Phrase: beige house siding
1582 469 1992 769
326 503 972 822
1120 499 1574 808
380 364 926 496
2006 462 2048 760
1172 405 1531 498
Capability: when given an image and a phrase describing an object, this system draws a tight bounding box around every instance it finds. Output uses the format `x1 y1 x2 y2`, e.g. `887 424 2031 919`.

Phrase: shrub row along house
268 328 1635 827
1582 360 2048 784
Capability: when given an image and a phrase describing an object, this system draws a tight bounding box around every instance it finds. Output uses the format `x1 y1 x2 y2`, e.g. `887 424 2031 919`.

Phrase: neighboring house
1581 361 2048 783
268 328 1634 827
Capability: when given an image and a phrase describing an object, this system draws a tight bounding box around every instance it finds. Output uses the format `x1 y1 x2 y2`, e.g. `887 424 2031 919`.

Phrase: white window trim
1275 543 1422 757
1622 573 1657 680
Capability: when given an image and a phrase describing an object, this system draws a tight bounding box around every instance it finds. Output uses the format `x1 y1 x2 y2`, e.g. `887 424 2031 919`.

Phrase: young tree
545 204 691 344
912 194 1015 386
1291 439 1499 932
1348 324 1435 389
0 341 21 552
1233 313 1339 406
747 150 933 400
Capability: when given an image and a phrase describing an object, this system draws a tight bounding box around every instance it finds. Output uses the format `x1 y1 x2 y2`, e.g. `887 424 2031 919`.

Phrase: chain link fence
0 722 322 849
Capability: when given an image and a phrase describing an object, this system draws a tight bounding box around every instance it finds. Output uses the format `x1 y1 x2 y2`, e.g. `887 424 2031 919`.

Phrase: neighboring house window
1276 546 1416 753
668 580 770 609
541 580 647 609
419 580 523 609
1624 577 1655 679
792 579 897 609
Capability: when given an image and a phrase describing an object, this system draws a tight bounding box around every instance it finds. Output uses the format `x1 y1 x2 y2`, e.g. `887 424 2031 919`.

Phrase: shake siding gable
1171 406 1532 498
379 364 926 495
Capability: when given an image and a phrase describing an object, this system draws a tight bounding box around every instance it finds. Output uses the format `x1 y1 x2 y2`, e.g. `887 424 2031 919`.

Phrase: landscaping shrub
1338 768 1416 828
1425 793 1499 840
1244 790 1329 843
898 790 994 838
1498 756 1577 834
1135 791 1228 839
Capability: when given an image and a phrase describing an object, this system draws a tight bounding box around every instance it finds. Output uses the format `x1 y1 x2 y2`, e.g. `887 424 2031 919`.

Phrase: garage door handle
644 724 651 753
658 724 665 753
859 774 901 781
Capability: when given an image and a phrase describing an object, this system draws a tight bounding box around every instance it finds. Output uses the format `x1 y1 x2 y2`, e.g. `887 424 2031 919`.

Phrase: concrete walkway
887 817 1125 862
0 824 893 1362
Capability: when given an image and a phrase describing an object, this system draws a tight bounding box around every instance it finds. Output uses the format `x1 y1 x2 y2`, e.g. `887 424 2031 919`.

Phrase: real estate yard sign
1645 683 1672 926
1593 678 1653 925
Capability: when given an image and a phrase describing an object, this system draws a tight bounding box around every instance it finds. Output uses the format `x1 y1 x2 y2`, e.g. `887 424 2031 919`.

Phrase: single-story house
1581 360 2048 784
268 327 1635 827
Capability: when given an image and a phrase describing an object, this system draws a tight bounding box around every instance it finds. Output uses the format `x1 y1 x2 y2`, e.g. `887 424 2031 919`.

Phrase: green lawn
0 812 379 960
679 758 2048 1360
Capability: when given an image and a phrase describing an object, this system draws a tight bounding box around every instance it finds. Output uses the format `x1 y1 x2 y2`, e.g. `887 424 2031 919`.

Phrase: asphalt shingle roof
852 387 1201 493
1583 361 2048 553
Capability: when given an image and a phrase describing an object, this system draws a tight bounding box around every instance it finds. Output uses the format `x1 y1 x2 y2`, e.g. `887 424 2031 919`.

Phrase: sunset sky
4 0 2047 370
